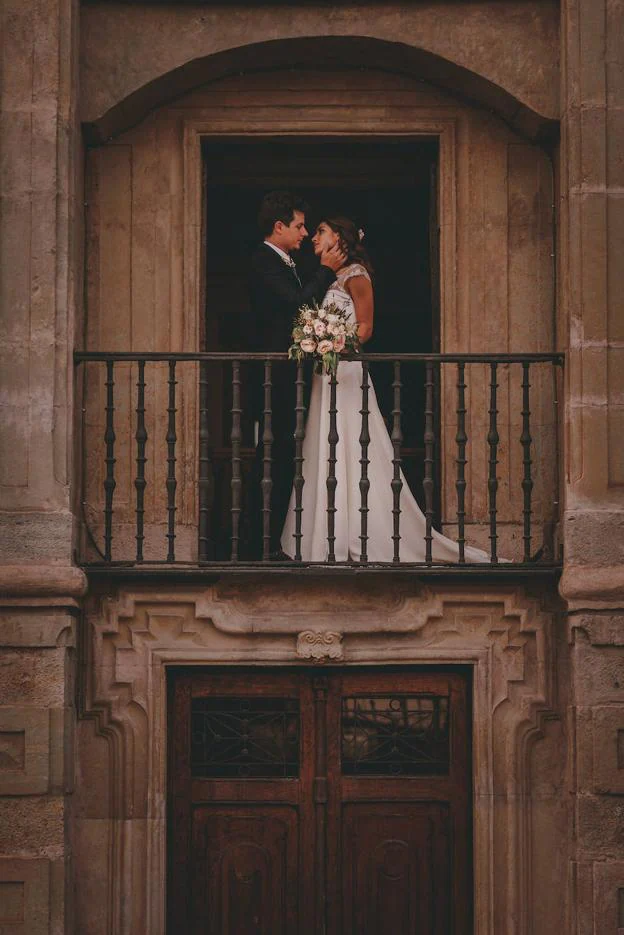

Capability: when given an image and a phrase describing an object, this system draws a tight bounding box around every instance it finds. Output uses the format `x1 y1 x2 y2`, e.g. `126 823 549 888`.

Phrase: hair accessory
357 228 365 242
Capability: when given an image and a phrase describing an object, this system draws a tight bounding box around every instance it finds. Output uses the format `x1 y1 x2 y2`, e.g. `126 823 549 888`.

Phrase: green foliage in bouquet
288 300 360 375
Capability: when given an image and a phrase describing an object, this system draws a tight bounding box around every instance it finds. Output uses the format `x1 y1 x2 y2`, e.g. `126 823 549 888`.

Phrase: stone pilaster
559 0 624 598
560 2 624 931
0 0 80 561
0 1 83 932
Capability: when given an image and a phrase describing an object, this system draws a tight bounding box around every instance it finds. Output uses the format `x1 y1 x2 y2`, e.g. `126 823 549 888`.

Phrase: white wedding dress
280 263 490 563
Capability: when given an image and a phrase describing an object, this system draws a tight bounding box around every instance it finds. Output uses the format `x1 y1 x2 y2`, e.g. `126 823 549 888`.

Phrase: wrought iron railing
74 351 563 571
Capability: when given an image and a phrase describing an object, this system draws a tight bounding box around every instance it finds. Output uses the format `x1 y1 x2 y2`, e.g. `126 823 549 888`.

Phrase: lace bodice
335 263 371 292
325 263 371 321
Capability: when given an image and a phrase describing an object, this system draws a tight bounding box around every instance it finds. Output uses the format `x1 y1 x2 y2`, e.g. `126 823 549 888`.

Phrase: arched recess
83 36 558 145
83 58 558 563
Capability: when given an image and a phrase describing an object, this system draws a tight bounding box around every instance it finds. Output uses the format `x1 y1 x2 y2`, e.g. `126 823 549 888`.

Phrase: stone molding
0 564 87 601
567 613 624 647
560 564 624 609
78 581 558 935
0 858 49 935
0 610 76 649
0 707 49 796
591 706 624 795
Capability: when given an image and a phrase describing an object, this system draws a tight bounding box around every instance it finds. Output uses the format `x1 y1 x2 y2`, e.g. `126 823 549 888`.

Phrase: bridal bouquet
288 301 360 375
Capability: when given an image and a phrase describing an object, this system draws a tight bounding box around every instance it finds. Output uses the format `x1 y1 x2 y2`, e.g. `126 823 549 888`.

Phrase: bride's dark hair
321 215 374 277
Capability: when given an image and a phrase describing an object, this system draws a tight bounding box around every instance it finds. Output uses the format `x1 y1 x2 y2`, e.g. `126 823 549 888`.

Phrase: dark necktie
286 256 302 288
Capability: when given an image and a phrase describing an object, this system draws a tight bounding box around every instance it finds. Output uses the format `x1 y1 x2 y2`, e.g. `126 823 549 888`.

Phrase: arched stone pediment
82 30 559 144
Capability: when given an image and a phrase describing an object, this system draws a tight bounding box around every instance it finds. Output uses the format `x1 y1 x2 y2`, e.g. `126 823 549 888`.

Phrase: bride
280 214 490 563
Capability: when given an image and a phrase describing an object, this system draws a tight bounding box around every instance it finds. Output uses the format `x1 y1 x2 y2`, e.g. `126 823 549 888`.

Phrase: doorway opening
168 665 472 934
202 138 440 557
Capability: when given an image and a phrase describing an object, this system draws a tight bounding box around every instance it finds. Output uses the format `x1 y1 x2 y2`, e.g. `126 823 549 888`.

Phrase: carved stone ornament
296 630 343 662
77 581 560 935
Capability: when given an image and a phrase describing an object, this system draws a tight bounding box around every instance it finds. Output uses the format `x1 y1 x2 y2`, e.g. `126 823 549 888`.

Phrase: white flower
300 338 317 353
303 324 313 335
302 309 313 321
326 322 336 335
313 320 327 337
317 339 333 354
327 313 339 323
318 307 327 319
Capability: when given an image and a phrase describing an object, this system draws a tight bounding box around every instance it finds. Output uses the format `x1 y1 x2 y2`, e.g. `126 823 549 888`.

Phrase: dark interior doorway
202 139 440 557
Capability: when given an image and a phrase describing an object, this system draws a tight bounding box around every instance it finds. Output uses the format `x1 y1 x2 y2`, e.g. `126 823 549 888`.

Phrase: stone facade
76 580 564 934
0 1 623 933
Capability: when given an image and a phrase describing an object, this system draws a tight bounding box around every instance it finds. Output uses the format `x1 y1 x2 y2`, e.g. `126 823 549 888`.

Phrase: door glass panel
341 694 450 776
191 697 300 778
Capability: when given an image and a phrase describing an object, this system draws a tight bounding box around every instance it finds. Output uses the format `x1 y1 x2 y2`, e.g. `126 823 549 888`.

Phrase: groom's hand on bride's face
320 242 347 272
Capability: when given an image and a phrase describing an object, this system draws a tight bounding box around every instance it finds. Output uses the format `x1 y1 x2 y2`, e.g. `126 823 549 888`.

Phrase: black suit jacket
249 243 337 352
245 244 336 552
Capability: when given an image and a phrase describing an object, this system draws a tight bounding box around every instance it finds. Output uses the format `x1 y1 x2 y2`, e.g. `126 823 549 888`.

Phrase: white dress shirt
264 240 295 267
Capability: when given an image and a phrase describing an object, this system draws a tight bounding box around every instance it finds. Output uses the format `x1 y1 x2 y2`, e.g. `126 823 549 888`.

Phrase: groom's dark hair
258 190 310 237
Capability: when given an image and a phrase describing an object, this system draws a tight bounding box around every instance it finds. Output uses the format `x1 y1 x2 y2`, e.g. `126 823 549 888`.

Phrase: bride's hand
320 242 347 272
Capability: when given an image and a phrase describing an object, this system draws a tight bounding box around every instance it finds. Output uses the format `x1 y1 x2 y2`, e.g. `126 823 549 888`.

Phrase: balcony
74 351 563 579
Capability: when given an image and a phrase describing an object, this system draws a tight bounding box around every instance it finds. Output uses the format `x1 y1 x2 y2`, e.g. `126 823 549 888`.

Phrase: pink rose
317 339 333 354
313 320 327 337
300 338 317 353
333 334 346 352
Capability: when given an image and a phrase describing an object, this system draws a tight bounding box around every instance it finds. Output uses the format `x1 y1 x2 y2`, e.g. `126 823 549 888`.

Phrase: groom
248 191 345 557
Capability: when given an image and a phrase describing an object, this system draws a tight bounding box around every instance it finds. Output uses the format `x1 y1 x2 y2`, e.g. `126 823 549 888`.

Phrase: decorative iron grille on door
168 669 472 935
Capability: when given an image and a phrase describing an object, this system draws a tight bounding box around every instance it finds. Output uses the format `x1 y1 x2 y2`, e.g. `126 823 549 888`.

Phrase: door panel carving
192 807 298 934
341 804 450 935
169 669 470 934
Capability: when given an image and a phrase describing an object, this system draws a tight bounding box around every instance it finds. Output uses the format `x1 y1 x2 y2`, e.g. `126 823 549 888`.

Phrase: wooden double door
168 669 471 934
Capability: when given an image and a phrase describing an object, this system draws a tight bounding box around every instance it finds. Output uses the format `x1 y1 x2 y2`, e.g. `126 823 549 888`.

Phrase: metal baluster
455 361 467 563
423 361 435 564
198 361 214 562
103 360 116 562
166 360 177 562
261 360 273 561
488 362 499 563
391 361 403 563
134 360 147 563
359 362 370 564
326 370 339 563
293 361 306 562
549 360 562 562
521 362 533 562
230 360 242 562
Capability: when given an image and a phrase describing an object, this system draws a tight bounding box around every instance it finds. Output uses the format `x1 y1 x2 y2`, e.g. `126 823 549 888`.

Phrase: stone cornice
559 565 624 609
0 563 88 601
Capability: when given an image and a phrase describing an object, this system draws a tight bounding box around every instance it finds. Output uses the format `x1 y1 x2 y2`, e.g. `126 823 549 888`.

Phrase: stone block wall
0 603 78 934
0 0 82 932
566 615 624 934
